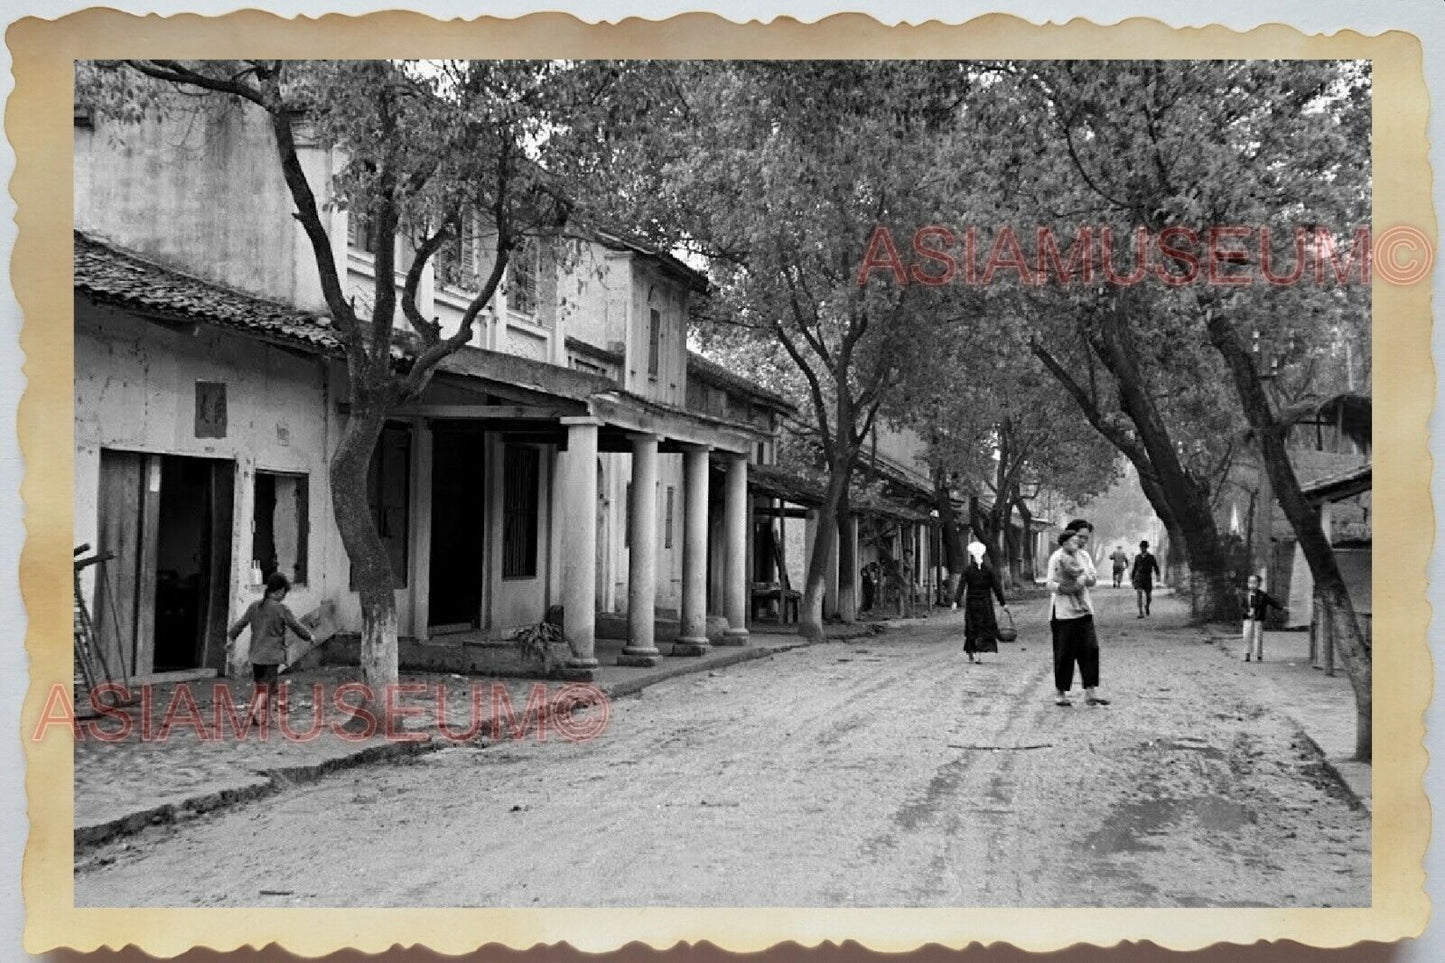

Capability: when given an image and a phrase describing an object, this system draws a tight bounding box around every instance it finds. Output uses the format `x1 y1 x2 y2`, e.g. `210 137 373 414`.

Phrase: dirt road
75 590 1368 907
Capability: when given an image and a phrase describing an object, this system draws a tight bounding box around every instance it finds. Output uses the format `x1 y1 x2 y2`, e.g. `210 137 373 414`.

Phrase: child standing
228 572 314 725
1240 573 1285 663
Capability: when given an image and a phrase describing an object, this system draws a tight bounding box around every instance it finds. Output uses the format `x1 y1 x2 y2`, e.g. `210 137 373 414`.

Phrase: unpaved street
75 591 1368 908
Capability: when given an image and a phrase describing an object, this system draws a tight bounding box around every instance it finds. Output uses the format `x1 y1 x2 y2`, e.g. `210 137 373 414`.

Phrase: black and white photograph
58 54 1383 914
0 7 1428 954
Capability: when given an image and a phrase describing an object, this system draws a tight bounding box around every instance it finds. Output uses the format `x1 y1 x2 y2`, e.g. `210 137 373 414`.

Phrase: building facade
74 92 793 682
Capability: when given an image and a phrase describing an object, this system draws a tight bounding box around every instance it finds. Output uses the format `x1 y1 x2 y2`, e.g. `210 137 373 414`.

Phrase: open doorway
428 428 487 633
95 450 234 678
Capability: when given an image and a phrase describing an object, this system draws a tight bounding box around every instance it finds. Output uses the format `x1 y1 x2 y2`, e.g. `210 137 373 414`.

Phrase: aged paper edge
10 8 1433 956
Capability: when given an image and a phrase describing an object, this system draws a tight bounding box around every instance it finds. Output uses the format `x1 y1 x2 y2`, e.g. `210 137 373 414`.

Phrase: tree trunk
968 496 1004 564
329 398 398 719
1095 301 1239 622
1014 496 1036 583
1163 524 1187 589
799 466 849 642
1206 310 1370 761
834 491 857 624
1032 329 1238 621
999 491 1022 590
933 473 965 603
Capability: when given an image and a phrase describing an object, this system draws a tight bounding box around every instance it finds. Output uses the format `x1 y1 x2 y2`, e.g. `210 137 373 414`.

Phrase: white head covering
967 540 987 564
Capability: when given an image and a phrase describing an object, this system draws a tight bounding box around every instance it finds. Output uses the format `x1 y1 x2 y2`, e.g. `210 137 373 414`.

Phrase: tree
560 61 981 639
988 60 1373 756
889 319 1118 590
81 60 591 709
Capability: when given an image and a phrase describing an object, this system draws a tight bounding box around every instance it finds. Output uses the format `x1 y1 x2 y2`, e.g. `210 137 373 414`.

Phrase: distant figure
1047 521 1108 707
228 572 314 728
880 554 901 612
899 549 916 617
1240 573 1286 662
1131 540 1161 618
1109 546 1130 588
860 562 877 613
959 541 1007 663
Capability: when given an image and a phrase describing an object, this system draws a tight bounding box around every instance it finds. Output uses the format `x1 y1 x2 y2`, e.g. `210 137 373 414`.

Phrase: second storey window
347 211 378 255
435 219 480 291
502 444 540 578
507 236 539 318
647 308 661 377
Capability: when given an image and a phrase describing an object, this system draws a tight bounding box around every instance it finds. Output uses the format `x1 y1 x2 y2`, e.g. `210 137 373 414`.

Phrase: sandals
1086 697 1111 706
1055 697 1073 707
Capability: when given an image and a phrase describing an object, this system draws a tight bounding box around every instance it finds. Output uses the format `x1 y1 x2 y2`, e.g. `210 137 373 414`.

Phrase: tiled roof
74 231 338 352
593 227 710 294
687 350 798 415
1301 462 1371 503
750 464 931 522
436 344 615 404
564 336 624 367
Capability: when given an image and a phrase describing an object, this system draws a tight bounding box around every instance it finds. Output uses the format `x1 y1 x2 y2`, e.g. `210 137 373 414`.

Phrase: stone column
822 512 839 618
675 445 712 656
559 417 601 670
720 453 750 644
620 433 662 666
410 420 433 640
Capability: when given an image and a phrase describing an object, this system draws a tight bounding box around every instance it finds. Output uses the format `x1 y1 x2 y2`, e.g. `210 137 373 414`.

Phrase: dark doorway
428 429 487 632
96 450 233 677
153 456 233 671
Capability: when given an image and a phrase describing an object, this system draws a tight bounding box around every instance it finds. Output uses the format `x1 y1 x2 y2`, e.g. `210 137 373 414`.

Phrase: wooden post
1308 595 1320 666
1323 598 1336 677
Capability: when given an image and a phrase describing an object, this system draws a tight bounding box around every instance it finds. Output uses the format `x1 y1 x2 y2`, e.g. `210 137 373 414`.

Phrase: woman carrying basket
958 541 1010 663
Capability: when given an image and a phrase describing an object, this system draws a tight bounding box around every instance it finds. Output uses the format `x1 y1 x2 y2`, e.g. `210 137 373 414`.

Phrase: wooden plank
201 461 235 672
95 450 143 679
283 600 338 670
392 404 571 421
133 454 162 677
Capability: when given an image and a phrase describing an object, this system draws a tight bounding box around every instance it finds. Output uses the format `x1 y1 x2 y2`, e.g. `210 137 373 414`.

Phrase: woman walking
958 541 1008 663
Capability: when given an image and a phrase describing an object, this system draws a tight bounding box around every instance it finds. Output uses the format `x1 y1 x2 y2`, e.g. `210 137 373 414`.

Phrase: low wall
321 636 568 679
595 611 729 643
321 615 730 680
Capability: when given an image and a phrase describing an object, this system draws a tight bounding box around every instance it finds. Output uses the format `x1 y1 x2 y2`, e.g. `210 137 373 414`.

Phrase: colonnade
558 420 749 669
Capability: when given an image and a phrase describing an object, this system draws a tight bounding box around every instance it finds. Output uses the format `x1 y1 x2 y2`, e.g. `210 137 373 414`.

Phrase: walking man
1046 519 1108 707
1131 540 1161 618
1109 545 1130 588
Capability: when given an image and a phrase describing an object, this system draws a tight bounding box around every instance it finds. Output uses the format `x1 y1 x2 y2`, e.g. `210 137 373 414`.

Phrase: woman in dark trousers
959 542 1008 663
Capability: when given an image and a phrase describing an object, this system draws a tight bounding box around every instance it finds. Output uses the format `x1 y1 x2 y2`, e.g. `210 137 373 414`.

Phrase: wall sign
195 381 227 438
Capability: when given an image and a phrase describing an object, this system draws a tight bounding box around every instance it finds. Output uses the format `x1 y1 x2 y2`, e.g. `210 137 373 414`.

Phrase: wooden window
354 424 410 588
647 309 662 377
348 212 378 255
253 472 309 585
508 236 539 317
502 444 540 578
195 382 227 439
664 485 675 549
436 216 480 290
